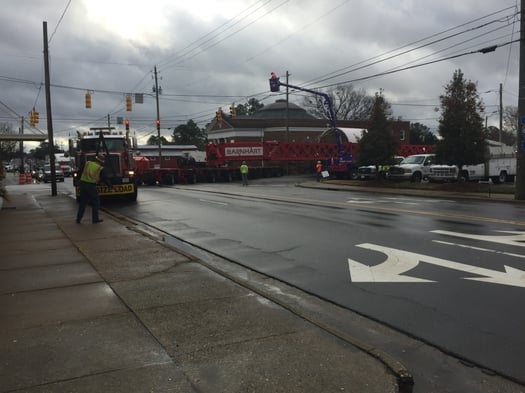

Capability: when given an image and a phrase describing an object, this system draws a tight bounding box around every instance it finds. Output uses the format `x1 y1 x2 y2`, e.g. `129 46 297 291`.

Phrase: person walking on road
240 161 249 186
76 153 111 224
316 160 323 182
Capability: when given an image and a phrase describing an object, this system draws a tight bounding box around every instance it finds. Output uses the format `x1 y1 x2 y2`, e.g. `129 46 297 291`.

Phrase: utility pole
43 21 57 196
516 0 525 200
19 117 24 173
285 70 290 175
154 65 162 168
499 83 503 143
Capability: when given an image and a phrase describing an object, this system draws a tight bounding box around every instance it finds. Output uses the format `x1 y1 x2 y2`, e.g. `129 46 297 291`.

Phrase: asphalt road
103 177 525 385
7 174 525 389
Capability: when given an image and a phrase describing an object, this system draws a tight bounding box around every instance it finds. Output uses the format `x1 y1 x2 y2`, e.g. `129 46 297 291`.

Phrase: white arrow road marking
431 230 525 247
433 240 525 260
348 243 525 288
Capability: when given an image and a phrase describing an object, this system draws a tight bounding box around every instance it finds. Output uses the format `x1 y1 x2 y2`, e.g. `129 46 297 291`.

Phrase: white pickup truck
428 141 516 183
387 154 435 182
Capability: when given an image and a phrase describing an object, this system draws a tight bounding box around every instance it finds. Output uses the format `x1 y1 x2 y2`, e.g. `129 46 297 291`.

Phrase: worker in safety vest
240 161 249 186
76 153 111 224
316 160 323 182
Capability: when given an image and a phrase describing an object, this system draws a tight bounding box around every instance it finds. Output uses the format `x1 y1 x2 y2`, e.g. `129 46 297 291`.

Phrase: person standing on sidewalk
76 153 111 224
240 161 249 186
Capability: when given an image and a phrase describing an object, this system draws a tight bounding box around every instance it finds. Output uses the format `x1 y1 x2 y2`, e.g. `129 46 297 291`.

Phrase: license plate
98 183 134 195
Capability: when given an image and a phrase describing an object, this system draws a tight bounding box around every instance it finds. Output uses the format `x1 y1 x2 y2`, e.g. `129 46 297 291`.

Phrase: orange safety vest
80 161 103 184
316 163 322 173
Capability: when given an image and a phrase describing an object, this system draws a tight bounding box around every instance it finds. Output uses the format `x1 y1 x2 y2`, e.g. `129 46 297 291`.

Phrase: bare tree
302 84 375 121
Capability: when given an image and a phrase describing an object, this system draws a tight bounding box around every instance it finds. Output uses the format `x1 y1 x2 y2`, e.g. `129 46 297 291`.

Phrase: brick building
206 99 410 145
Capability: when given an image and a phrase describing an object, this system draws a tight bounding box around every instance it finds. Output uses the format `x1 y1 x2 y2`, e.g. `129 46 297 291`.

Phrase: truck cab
388 154 435 182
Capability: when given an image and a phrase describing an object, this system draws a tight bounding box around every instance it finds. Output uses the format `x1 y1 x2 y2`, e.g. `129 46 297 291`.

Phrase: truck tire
458 171 469 183
163 174 174 185
492 171 507 184
411 172 422 183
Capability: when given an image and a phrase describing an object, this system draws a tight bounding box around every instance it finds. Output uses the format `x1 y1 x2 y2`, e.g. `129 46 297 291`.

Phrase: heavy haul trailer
73 130 138 201
133 140 432 186
134 152 283 185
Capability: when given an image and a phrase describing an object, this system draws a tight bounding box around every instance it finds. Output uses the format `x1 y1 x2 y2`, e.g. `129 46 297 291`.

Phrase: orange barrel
26 173 32 184
19 173 26 184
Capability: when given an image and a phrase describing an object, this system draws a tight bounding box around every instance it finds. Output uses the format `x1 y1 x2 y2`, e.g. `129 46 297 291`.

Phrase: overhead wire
303 6 518 88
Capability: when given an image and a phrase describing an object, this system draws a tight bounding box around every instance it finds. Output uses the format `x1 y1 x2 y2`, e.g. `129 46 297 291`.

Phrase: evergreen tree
172 120 207 150
409 122 437 145
435 69 487 167
357 92 398 169
235 98 264 116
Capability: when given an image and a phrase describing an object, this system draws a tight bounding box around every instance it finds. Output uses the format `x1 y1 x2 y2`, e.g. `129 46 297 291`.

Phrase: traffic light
126 95 132 111
125 119 130 131
156 119 160 130
216 108 222 122
230 103 236 117
85 91 92 108
33 110 39 124
29 110 35 126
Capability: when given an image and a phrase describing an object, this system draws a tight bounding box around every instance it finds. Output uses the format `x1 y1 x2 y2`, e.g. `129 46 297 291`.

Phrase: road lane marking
433 240 525 259
176 186 525 226
199 198 228 206
348 243 525 288
431 230 525 247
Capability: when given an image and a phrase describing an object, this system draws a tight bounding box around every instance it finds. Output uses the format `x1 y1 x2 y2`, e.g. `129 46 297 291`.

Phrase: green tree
303 84 376 121
146 135 169 146
28 141 60 162
486 125 516 146
235 98 264 116
357 92 398 168
502 105 518 145
172 119 207 150
409 122 437 145
0 123 18 161
434 69 487 167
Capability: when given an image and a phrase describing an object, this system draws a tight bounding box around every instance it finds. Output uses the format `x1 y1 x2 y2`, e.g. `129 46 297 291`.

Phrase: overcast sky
0 0 520 148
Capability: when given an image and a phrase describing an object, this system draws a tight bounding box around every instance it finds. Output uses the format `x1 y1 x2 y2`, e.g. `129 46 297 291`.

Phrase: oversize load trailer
134 141 433 185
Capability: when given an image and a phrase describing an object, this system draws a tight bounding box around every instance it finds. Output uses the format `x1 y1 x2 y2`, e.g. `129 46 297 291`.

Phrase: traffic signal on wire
125 119 130 131
230 103 236 117
156 119 160 130
126 95 132 111
85 91 91 108
33 110 39 124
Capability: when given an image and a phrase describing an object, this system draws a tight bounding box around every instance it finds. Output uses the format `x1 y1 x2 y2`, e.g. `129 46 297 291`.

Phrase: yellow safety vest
80 161 103 184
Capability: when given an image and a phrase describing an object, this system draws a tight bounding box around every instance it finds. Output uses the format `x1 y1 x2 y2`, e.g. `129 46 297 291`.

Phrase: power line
49 0 72 44
304 7 518 88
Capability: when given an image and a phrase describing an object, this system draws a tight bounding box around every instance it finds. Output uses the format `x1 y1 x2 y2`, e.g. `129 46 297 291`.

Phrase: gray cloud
0 0 519 149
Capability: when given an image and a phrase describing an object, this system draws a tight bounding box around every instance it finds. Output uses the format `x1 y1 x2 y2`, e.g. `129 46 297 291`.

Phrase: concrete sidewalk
0 188 400 393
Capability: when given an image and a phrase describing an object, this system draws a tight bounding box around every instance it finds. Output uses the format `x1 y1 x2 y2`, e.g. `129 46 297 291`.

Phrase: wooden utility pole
516 1 525 199
154 65 162 168
43 21 57 196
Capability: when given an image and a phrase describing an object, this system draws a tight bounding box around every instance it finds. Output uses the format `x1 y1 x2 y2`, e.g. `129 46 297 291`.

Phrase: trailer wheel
163 174 175 185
